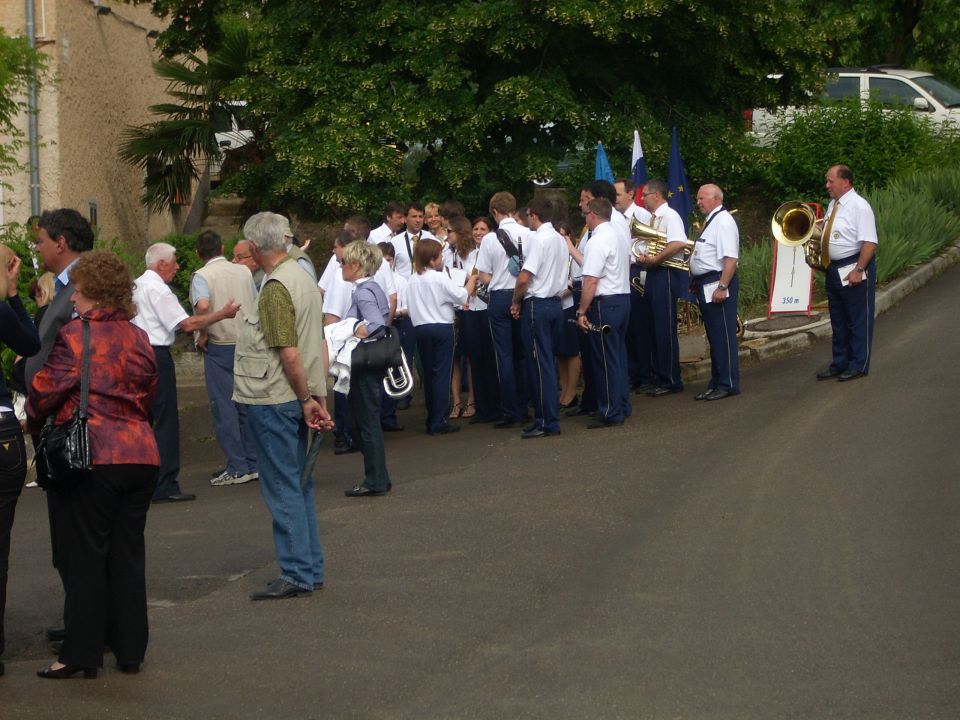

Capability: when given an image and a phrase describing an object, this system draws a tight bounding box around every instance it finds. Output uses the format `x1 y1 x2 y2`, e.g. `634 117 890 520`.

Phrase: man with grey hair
133 242 241 503
234 212 333 600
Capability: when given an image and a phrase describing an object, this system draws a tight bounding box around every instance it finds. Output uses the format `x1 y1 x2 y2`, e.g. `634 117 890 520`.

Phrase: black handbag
351 326 403 372
38 318 93 491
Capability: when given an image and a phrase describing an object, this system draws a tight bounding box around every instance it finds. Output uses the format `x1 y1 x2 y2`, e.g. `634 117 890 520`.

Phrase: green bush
736 241 774 315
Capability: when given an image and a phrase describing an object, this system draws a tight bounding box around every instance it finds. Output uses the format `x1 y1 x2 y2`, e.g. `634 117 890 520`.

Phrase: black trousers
150 346 182 500
0 415 26 658
57 464 158 668
347 368 391 491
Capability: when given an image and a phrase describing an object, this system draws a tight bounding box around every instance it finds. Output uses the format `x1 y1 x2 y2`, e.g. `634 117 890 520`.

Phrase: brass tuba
771 201 825 271
630 217 694 272
382 349 414 399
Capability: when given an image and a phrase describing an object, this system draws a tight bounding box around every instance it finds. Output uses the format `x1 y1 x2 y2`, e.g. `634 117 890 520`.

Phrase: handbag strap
78 317 91 420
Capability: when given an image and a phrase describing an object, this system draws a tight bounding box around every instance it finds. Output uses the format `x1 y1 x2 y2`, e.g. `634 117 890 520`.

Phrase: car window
823 76 859 102
913 76 960 108
869 77 924 108
211 106 234 133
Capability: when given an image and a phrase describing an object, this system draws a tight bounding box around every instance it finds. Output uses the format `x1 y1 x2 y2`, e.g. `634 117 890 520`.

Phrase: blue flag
594 142 614 183
667 127 693 235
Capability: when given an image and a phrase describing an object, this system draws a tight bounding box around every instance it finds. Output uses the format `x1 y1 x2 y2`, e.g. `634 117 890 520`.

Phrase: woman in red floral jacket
28 251 159 680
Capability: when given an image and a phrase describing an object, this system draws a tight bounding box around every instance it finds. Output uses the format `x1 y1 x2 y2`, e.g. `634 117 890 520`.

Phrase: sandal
449 402 463 419
461 401 476 418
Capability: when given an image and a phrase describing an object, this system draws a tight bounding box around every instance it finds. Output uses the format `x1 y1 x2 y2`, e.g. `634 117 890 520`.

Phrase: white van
210 101 254 182
747 67 960 144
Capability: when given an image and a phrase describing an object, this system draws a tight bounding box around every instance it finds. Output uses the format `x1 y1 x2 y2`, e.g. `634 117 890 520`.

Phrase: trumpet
567 318 611 335
630 217 694 272
382 349 414 399
771 201 825 271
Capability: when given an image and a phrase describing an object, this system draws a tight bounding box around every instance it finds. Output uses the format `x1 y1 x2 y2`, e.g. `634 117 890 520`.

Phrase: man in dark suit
24 208 94 642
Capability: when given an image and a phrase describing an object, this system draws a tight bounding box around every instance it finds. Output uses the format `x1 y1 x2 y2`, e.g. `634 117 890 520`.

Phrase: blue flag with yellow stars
667 127 693 235
594 141 614 183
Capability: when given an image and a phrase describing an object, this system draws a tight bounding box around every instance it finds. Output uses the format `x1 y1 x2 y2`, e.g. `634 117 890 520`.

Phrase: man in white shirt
368 201 406 244
816 164 878 382
576 198 632 428
476 191 530 427
636 178 690 396
510 196 567 438
616 177 656 391
391 202 437 278
133 243 240 503
690 184 740 400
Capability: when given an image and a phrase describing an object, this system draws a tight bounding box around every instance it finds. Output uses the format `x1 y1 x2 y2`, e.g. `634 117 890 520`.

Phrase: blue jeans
204 344 257 475
246 401 324 590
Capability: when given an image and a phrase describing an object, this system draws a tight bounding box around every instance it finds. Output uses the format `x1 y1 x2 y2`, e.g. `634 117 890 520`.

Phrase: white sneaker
210 470 257 486
25 481 39 488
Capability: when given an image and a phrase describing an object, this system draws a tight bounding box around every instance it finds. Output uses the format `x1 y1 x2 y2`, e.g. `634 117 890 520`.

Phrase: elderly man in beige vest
190 230 260 486
234 212 333 601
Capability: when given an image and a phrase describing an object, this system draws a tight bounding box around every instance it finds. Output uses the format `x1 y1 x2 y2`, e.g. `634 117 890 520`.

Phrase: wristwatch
854 265 865 273
299 394 312 404
717 283 728 291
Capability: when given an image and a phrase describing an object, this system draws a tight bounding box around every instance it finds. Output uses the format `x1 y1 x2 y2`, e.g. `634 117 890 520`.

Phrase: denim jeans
204 344 257 475
246 401 324 590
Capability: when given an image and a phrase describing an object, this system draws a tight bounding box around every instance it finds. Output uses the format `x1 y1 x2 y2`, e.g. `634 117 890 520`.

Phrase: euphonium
771 201 825 271
630 217 694 272
382 348 414 399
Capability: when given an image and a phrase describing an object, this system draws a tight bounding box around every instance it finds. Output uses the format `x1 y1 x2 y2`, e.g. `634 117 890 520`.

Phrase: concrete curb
681 241 960 383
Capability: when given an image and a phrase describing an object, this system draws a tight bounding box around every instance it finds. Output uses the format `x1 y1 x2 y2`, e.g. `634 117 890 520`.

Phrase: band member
510 197 567 438
576 198 631 428
637 178 688 396
816 164 878 382
476 191 530 428
391 203 437 278
690 184 740 400
563 186 598 417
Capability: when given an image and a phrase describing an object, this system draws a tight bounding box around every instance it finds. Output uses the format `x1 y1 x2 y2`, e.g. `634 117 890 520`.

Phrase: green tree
0 28 43 185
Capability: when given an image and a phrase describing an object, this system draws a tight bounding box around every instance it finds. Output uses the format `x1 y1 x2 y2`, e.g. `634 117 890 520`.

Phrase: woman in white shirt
446 217 478 419
406 239 475 435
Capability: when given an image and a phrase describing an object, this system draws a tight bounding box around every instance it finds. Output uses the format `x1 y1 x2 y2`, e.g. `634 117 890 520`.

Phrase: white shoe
25 481 39 488
210 470 257 486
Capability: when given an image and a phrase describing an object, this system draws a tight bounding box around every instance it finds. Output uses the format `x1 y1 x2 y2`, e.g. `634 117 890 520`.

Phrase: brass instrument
567 318 611 335
771 201 825 271
383 348 414 399
630 217 694 272
630 276 645 296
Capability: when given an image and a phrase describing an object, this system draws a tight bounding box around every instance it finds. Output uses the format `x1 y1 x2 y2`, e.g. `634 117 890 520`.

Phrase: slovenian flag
594 141 614 183
631 130 648 204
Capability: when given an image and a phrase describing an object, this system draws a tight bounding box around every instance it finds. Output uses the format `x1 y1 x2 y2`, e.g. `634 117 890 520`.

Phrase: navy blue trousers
586 294 632 424
333 390 355 446
520 297 563 433
149 346 182 499
825 254 876 375
694 272 741 394
348 367 391 491
415 323 455 434
646 266 685 391
627 266 656 388
488 290 527 422
461 309 501 421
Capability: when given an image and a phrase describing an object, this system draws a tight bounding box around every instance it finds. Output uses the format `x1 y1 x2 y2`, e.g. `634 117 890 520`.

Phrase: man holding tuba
635 178 688 397
816 164 878 382
690 184 740 400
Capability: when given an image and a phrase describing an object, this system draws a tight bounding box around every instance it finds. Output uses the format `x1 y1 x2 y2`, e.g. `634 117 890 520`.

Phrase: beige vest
233 256 327 405
194 257 257 345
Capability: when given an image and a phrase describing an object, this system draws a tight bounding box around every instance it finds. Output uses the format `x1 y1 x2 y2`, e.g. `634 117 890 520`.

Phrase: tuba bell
382 348 414 399
630 217 694 272
771 201 825 271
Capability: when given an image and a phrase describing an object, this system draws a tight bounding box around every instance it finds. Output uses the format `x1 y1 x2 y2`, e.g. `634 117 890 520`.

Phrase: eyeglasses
642 191 657 197
233 254 252 261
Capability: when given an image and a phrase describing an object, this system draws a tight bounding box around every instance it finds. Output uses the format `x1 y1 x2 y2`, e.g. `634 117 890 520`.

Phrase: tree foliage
0 28 43 183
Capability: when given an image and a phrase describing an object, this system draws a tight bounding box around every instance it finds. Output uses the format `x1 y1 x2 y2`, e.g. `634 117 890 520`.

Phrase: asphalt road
3 263 959 719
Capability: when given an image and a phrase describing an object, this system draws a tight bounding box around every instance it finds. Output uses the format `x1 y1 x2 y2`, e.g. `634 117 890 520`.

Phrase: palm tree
119 25 252 214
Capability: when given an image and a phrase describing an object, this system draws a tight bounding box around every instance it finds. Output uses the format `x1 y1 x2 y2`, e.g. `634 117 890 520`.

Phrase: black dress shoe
429 425 460 435
521 427 560 439
646 386 682 397
492 419 520 429
703 388 732 401
586 419 624 429
37 664 98 679
381 424 404 432
838 369 866 382
334 444 359 455
816 367 842 380
559 395 579 410
116 662 141 675
344 484 388 497
0 660 4 676
634 383 660 394
468 414 498 424
152 493 196 504
250 578 312 601
694 389 714 401
564 406 592 417
46 626 66 642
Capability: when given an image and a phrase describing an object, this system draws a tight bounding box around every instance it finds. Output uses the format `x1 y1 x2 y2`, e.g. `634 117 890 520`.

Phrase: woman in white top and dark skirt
406 239 476 435
341 242 393 497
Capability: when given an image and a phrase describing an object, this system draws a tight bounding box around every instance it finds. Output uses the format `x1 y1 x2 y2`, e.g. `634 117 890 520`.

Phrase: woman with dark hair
406 239 476 435
28 250 159 679
554 220 582 409
446 217 477 419
0 245 41 678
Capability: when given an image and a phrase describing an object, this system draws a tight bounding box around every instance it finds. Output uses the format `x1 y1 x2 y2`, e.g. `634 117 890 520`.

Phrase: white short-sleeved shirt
368 222 394 245
373 258 397 298
624 202 652 226
132 268 188 347
319 259 354 320
651 204 688 243
393 272 409 314
405 268 469 326
449 247 486 311
581 222 630 296
826 188 879 261
390 229 438 277
476 217 529 292
570 225 590 282
523 222 569 299
690 207 739 276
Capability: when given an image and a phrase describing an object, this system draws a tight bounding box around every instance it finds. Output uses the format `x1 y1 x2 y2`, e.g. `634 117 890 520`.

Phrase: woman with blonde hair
28 250 159 679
